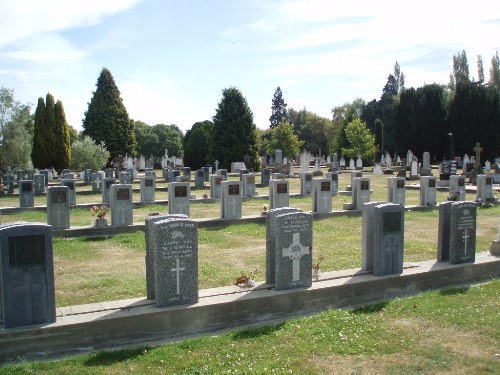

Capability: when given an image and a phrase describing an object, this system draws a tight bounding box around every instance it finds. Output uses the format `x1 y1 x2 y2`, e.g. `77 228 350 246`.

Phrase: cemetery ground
0 170 499 373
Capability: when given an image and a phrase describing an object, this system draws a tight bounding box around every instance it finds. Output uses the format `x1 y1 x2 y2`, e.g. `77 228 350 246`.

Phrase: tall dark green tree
489 51 500 90
82 68 136 160
31 97 47 168
183 120 213 169
374 119 384 153
211 87 258 170
269 86 287 129
54 100 71 171
450 50 470 89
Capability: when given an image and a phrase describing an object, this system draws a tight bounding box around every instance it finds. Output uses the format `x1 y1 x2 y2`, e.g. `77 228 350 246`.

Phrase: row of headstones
0 195 480 328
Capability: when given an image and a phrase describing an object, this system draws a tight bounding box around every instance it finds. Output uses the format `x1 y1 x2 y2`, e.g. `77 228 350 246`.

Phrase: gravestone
0 223 56 328
171 169 181 181
347 170 363 191
26 169 34 181
275 149 283 165
361 201 385 271
269 179 290 209
63 173 74 180
421 152 432 176
387 177 405 205
356 156 363 170
339 156 346 169
168 182 190 216
119 171 131 184
105 168 114 178
175 175 190 183
40 170 49 186
220 181 242 219
102 177 115 204
274 211 313 290
139 155 146 170
140 176 156 202
373 163 382 175
331 153 339 170
183 167 191 178
203 166 210 182
349 158 355 170
239 169 249 181
437 201 453 262
110 184 133 226
145 170 156 178
153 218 198 307
261 168 271 186
312 179 332 213
242 174 256 197
443 202 477 264
210 175 223 198
344 177 370 210
3 174 14 193
419 176 436 206
61 179 76 205
449 175 466 201
406 150 414 167
19 180 34 207
265 207 301 284
144 213 187 300
300 150 310 173
476 174 494 203
46 186 70 230
16 170 25 183
409 160 418 179
195 169 205 188
326 172 339 196
218 169 228 181
300 172 313 195
272 173 285 180
83 169 93 184
163 168 171 182
33 174 45 194
92 173 103 192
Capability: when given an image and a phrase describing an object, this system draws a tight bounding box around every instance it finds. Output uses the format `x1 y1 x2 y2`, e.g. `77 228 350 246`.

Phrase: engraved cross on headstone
322 194 329 209
171 258 185 294
95 177 101 189
462 228 470 255
282 233 310 281
473 142 483 167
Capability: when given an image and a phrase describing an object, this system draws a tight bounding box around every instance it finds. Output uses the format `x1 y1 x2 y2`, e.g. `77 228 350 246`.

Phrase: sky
1 0 499 133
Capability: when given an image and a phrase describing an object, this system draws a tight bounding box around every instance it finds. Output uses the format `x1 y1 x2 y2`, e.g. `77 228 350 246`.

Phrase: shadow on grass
81 237 108 242
439 286 470 296
350 301 389 315
84 347 146 367
230 323 286 340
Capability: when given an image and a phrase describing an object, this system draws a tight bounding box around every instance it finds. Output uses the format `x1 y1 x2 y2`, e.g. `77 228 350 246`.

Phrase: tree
341 118 376 163
477 55 485 83
70 135 111 171
330 99 366 156
269 86 287 129
134 121 183 159
53 100 71 171
287 107 332 157
82 68 136 160
394 61 405 94
489 51 500 90
183 120 213 169
452 50 470 87
211 87 258 170
264 121 304 159
31 97 47 168
374 119 384 153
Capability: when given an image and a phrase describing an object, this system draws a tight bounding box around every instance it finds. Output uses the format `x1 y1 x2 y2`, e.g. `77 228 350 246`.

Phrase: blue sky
1 0 499 133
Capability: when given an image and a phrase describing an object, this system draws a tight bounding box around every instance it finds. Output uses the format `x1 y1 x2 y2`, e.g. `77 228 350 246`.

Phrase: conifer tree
31 97 47 168
269 86 287 129
54 100 71 171
82 68 136 160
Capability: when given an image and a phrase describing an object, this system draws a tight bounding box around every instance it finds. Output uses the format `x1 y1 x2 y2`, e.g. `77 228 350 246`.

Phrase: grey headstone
242 174 256 197
154 219 198 307
119 171 131 184
261 168 271 186
269 180 289 209
110 184 133 226
449 202 476 264
105 168 114 178
195 169 205 188
372 203 404 276
144 214 187 300
203 166 210 181
33 174 45 194
274 211 313 290
361 201 385 271
3 174 14 193
387 177 405 205
61 179 76 205
449 175 466 201
220 181 242 219
476 174 493 202
183 167 191 177
26 169 34 181
92 173 103 192
46 186 70 230
0 223 56 328
210 175 223 199
102 177 115 204
419 176 436 206
16 170 25 183
326 172 339 196
140 176 156 202
437 201 454 262
275 149 283 165
168 182 190 216
300 172 313 195
19 180 34 207
312 179 332 213
218 169 228 180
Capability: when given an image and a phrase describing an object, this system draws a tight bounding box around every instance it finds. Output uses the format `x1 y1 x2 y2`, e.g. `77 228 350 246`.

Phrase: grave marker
46 186 70 230
210 175 223 199
387 177 405 205
220 181 242 219
61 179 76 205
312 179 332 213
110 184 133 226
168 182 190 216
140 176 156 202
102 177 115 204
419 176 436 206
269 179 289 209
19 180 34 207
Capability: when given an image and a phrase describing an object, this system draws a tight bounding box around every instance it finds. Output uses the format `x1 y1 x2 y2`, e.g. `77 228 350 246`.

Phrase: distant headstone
265 207 301 284
419 176 436 206
61 178 76 206
40 170 49 186
16 170 25 183
300 172 313 195
339 156 346 168
476 174 494 203
46 186 70 230
19 180 34 207
239 169 249 181
168 182 190 216
313 179 332 213
356 156 363 170
110 184 133 226
92 173 103 192
210 175 223 199
274 211 313 290
152 218 199 308
195 169 205 188
271 173 285 180
218 169 228 180
349 158 355 170
33 174 45 194
332 153 339 170
119 171 131 184
242 174 256 197
0 223 56 328
203 166 210 182
102 177 115 204
261 168 271 186
344 177 370 210
144 214 187 300
269 179 289 209
421 152 432 176
220 181 242 219
387 177 405 205
105 168 114 178
300 150 310 173
183 167 191 178
449 175 466 201
373 163 382 175
26 169 34 181
83 169 93 184
140 176 156 202
275 149 283 165
361 201 385 271
410 160 418 179
406 150 414 167
326 172 339 196
230 162 246 173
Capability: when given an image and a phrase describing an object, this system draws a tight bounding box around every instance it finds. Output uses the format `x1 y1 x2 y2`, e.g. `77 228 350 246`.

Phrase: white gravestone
140 176 156 202
449 175 466 201
46 186 70 230
220 181 242 219
387 177 406 205
476 174 494 203
419 176 437 206
168 182 190 216
269 180 290 209
210 175 223 199
300 172 313 195
242 174 256 197
312 179 332 214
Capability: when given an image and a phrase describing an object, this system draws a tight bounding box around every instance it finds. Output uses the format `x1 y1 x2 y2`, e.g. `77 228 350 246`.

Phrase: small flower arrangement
447 189 460 201
90 205 109 220
203 193 208 199
235 268 259 287
312 255 324 281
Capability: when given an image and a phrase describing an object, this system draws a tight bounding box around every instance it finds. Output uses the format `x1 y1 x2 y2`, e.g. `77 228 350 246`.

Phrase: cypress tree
269 87 287 129
54 100 71 171
82 68 136 160
31 97 47 168
45 93 57 169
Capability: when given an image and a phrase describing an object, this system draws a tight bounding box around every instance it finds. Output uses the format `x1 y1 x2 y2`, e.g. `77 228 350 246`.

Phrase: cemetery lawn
2 279 498 374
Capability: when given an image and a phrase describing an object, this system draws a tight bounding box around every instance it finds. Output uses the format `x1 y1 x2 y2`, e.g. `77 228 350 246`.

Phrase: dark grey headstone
269 180 289 209
437 201 454 262
195 169 205 188
119 171 131 184
261 168 271 186
275 211 313 290
0 223 56 328
46 186 70 230
361 201 385 271
168 182 190 216
265 207 301 284
449 202 476 264
327 172 339 196
33 174 45 194
220 181 242 219
102 177 115 204
19 180 34 207
92 173 103 192
61 179 76 205
154 219 198 307
110 184 133 226
140 176 156 202
3 175 14 193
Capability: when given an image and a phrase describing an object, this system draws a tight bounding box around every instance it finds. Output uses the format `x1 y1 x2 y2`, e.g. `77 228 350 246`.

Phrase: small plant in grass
312 255 324 281
203 193 208 199
235 268 259 287
90 204 109 220
447 189 460 201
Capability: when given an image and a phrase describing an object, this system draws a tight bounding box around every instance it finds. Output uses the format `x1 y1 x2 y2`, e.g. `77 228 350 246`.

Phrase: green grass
2 280 498 374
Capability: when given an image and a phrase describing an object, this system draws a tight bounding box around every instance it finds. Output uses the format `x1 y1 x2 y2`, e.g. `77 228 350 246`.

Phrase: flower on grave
447 189 460 201
235 268 259 287
0 183 5 192
90 204 109 220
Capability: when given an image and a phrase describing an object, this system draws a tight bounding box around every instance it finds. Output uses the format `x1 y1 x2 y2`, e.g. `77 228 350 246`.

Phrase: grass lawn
1 280 498 374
